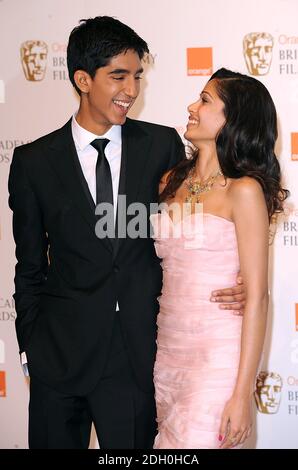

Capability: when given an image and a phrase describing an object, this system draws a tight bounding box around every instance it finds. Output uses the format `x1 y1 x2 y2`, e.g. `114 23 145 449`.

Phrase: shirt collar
71 113 122 151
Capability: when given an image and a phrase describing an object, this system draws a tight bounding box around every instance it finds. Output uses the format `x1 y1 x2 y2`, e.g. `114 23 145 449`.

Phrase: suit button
113 265 120 273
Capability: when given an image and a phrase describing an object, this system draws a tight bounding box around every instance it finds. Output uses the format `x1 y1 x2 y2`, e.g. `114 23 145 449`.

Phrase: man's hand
210 275 245 316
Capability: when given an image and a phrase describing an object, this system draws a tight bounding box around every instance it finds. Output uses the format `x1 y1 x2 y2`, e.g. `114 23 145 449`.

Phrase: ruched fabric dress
150 211 242 449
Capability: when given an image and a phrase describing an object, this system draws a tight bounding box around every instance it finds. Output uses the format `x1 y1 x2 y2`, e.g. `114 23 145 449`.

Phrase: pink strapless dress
150 211 243 449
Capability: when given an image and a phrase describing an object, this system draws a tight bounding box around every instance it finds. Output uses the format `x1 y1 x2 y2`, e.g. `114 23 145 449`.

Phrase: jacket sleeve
167 128 186 171
8 147 49 353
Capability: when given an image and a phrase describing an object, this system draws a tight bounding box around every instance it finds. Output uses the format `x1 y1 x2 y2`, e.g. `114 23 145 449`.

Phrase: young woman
150 68 289 449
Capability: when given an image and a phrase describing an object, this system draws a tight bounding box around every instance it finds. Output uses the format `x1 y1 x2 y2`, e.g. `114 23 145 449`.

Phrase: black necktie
90 138 114 242
90 138 113 208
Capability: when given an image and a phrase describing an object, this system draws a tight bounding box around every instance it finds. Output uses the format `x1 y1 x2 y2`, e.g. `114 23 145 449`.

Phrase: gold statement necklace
184 167 223 204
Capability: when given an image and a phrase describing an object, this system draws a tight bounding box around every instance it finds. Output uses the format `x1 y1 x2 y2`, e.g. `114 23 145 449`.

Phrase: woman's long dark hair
160 68 289 220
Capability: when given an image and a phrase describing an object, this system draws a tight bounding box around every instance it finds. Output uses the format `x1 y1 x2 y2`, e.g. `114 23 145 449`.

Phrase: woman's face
184 79 226 147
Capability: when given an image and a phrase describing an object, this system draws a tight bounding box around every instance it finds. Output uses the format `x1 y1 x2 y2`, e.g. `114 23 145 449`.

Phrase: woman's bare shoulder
228 176 263 197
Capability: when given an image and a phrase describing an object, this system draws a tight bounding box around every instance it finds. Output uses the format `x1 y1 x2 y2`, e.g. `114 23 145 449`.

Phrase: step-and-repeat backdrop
0 0 297 449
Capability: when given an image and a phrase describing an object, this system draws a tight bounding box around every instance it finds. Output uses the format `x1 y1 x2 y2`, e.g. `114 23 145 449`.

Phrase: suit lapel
46 120 113 254
114 119 153 256
122 118 153 206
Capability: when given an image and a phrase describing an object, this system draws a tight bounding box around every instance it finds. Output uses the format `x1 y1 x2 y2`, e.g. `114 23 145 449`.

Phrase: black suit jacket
8 117 185 394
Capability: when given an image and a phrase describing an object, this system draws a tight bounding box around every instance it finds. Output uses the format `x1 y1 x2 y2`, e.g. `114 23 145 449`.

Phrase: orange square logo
296 304 298 332
0 371 6 397
291 133 298 161
187 48 213 76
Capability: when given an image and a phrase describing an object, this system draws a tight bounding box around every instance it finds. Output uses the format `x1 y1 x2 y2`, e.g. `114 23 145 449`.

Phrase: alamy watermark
95 195 204 244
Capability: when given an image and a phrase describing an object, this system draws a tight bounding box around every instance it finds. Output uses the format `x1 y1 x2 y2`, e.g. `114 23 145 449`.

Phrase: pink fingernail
218 435 223 441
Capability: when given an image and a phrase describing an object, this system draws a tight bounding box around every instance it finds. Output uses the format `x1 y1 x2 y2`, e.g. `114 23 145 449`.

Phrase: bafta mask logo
255 371 282 414
243 33 274 76
20 40 48 81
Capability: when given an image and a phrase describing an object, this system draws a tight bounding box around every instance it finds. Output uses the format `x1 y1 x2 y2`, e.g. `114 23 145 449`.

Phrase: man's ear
74 70 92 94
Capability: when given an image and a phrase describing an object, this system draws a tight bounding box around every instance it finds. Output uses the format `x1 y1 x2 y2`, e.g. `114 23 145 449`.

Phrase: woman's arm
219 176 269 448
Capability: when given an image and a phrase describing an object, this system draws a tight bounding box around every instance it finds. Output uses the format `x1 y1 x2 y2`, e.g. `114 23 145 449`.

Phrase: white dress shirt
21 116 122 375
71 113 122 221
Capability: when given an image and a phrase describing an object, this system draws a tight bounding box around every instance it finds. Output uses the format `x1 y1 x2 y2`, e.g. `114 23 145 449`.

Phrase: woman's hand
210 274 246 315
219 394 253 449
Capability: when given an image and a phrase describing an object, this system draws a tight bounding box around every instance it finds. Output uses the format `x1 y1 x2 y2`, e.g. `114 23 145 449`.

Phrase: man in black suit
8 16 245 449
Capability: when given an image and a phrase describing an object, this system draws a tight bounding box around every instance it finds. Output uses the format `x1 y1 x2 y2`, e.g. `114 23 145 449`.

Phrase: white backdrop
0 0 297 449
